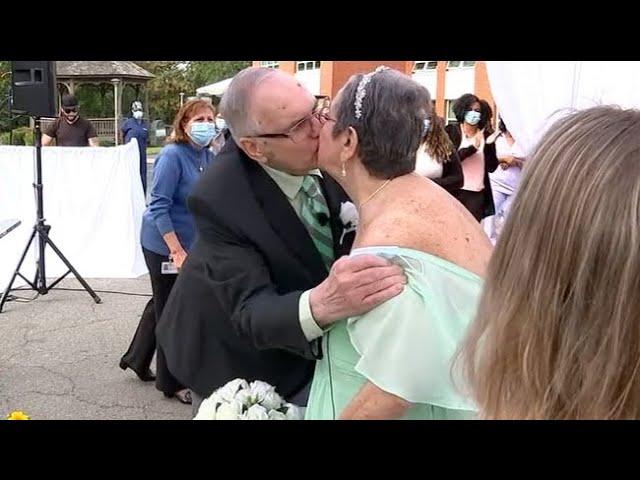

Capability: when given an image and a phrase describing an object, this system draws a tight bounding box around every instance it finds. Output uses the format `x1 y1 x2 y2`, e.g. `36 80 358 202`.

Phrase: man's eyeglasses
248 108 334 143
62 106 78 114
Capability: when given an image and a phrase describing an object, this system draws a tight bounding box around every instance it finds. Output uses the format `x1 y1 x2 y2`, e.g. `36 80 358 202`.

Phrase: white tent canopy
196 77 233 96
486 61 640 158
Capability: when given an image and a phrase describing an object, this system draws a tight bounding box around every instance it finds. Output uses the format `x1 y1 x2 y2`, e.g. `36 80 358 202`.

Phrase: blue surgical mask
189 122 216 147
465 110 481 125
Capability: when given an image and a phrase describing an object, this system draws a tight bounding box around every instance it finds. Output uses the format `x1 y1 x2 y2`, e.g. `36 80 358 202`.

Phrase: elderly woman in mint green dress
306 67 493 420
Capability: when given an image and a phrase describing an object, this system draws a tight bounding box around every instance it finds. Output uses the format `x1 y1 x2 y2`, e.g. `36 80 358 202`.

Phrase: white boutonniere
339 201 359 245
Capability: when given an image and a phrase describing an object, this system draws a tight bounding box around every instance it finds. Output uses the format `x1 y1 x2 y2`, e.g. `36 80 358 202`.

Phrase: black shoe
164 389 192 405
119 359 156 382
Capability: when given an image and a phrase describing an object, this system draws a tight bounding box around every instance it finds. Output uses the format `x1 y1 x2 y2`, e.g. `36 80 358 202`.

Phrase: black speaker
11 61 57 118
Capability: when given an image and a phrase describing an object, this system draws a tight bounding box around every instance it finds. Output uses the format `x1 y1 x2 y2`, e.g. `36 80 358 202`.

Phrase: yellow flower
6 411 30 420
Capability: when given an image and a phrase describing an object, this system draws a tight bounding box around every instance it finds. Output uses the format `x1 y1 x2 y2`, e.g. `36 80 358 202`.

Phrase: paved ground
0 276 192 420
0 157 192 420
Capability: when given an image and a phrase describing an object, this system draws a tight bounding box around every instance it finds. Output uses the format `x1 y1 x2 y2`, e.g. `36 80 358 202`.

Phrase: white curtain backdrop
0 140 148 289
486 61 640 157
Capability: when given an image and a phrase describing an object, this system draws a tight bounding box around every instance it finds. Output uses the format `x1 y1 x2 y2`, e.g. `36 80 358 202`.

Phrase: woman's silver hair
332 67 431 179
218 67 279 139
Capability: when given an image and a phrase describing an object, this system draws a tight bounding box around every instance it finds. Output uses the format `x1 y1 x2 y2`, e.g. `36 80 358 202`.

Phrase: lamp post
180 92 185 107
111 78 121 146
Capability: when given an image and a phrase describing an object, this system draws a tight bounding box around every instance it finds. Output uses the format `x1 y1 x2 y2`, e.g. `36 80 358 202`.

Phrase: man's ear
238 137 268 165
340 126 359 163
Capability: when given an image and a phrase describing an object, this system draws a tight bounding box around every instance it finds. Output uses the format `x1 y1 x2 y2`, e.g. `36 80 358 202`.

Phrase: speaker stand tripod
0 117 102 313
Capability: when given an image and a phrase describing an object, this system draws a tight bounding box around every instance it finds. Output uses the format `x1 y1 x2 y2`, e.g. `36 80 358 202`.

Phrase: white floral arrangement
339 201 359 245
193 378 305 420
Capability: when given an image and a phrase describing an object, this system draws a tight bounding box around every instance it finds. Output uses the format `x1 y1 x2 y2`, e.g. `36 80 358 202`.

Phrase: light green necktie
300 175 334 270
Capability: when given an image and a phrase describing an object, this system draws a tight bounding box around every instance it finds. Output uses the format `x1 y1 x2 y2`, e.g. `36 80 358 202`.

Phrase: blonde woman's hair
458 105 640 419
422 114 453 163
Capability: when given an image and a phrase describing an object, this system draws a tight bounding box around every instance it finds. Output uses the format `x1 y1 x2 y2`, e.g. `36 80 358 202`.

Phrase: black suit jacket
156 139 355 399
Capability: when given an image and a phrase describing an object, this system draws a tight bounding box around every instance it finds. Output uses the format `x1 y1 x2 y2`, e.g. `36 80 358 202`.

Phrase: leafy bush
0 127 33 145
23 129 34 146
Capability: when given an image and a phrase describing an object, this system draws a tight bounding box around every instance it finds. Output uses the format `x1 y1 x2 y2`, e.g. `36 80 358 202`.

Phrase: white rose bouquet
193 378 305 420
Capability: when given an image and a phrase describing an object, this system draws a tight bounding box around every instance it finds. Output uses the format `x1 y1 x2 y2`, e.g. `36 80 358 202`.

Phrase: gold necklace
359 179 392 208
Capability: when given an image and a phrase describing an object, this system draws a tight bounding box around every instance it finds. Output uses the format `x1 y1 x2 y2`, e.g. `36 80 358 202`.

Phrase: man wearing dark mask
121 101 150 193
42 94 99 147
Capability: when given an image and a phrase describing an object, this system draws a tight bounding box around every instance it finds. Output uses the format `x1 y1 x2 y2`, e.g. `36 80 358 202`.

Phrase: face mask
133 111 143 120
465 110 481 125
422 118 431 136
215 118 227 131
189 121 216 147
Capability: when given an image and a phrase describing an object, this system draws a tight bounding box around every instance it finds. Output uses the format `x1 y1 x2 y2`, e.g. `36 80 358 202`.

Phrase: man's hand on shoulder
309 254 407 328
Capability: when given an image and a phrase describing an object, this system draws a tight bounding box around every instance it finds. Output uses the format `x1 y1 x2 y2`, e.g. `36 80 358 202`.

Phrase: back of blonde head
459 106 640 419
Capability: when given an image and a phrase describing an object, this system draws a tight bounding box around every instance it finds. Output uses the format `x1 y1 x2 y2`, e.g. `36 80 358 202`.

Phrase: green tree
135 61 194 124
186 61 251 90
133 61 250 124
0 61 29 133
0 61 12 132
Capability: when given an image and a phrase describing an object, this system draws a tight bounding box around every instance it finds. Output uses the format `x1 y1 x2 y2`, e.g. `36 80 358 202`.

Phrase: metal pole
114 81 119 145
34 118 47 293
111 78 120 146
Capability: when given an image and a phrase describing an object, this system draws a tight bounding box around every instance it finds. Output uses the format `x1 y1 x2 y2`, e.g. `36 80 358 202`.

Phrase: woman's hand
486 129 502 145
339 382 411 419
170 248 188 269
162 231 187 269
500 156 515 169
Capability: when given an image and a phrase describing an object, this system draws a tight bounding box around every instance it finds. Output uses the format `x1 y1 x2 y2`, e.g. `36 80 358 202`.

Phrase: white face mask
215 118 226 131
133 111 143 120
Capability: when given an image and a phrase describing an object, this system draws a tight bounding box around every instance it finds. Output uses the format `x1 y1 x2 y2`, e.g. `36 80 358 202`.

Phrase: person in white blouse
483 118 526 244
414 114 463 196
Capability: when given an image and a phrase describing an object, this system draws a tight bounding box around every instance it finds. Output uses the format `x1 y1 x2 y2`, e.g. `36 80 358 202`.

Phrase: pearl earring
341 161 347 177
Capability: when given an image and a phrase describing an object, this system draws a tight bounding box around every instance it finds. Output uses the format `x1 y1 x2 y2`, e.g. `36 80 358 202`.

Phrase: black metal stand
0 117 102 313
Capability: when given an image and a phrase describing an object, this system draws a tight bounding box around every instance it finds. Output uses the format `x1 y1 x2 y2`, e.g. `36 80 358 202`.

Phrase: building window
260 61 279 69
446 61 476 69
413 61 438 73
296 61 321 72
445 100 458 125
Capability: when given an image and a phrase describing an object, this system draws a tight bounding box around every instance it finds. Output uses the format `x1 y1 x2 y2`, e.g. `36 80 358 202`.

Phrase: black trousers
121 246 184 395
457 189 485 222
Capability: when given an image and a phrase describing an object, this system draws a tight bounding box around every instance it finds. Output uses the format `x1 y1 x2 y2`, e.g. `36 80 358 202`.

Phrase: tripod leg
42 234 102 304
0 227 38 313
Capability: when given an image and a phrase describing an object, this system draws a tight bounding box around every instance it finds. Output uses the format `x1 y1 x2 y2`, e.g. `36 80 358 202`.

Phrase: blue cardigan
141 142 213 256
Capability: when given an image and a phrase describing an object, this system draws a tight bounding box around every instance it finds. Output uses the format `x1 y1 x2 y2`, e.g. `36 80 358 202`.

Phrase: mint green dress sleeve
346 250 481 412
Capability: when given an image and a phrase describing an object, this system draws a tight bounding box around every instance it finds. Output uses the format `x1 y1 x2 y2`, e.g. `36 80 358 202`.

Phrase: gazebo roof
56 61 154 81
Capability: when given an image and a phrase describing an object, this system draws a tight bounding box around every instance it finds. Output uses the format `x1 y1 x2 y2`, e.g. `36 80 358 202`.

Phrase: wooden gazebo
52 61 154 145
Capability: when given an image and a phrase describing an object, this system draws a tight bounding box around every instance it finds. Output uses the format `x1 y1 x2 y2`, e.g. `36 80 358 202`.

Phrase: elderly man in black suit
156 67 406 414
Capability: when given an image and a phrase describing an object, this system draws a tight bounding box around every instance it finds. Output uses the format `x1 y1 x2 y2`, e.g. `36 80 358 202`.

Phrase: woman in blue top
306 67 492 419
120 99 216 404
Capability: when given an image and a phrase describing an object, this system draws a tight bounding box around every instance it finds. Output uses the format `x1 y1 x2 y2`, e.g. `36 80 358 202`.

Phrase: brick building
252 61 496 125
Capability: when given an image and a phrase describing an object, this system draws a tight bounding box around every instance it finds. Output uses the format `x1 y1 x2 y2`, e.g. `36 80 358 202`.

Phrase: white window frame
445 99 458 125
260 61 279 69
446 60 476 70
413 61 438 73
296 61 321 72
